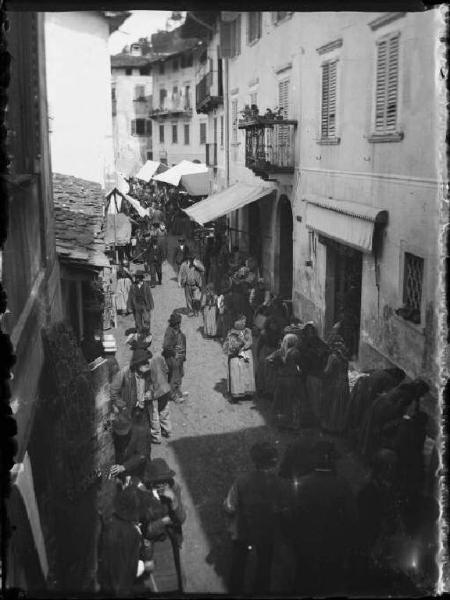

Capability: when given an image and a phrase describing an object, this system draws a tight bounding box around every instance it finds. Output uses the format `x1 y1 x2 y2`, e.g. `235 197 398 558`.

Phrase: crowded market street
111 235 374 595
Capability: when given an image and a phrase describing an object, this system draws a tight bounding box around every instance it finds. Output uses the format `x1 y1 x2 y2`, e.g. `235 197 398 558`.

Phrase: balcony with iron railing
238 117 297 177
149 93 192 119
196 68 223 114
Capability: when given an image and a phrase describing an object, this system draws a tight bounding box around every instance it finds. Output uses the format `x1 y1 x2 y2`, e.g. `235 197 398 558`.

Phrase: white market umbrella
135 160 164 183
153 160 209 196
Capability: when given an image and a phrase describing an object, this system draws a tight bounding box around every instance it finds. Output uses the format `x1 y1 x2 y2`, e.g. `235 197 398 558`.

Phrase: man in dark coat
98 486 143 596
173 238 190 275
145 237 164 287
223 442 292 595
127 270 155 334
163 312 187 402
286 440 357 595
109 406 152 481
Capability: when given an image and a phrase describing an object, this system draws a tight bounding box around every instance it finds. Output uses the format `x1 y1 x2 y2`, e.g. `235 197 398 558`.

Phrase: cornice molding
275 62 292 75
368 12 406 31
316 38 343 55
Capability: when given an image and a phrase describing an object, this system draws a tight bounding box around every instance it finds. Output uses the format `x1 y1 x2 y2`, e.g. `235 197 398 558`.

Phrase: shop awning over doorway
304 194 388 252
183 181 277 226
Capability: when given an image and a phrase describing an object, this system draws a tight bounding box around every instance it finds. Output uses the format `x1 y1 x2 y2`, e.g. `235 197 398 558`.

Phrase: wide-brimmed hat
169 312 182 325
112 410 132 436
144 458 176 484
114 487 140 522
130 348 151 369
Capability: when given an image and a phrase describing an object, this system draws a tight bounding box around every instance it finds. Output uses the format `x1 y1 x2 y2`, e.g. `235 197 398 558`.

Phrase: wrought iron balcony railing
149 96 192 118
238 118 297 176
196 70 223 114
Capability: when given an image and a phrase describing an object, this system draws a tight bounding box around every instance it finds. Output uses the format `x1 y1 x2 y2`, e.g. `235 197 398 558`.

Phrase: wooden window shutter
386 35 399 130
220 21 232 58
375 34 399 132
321 61 337 137
321 63 330 136
278 79 290 117
131 119 136 135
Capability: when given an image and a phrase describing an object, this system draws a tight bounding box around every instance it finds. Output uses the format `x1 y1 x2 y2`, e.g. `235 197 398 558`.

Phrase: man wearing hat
142 459 186 592
173 238 190 275
127 270 155 334
98 486 145 596
145 236 164 287
285 440 357 595
178 255 203 317
224 442 292 595
111 347 152 420
163 312 187 402
109 405 152 482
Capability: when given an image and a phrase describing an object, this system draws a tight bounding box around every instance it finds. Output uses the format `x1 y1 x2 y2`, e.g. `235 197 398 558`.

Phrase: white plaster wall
222 10 441 379
112 69 152 176
45 12 115 188
151 55 208 165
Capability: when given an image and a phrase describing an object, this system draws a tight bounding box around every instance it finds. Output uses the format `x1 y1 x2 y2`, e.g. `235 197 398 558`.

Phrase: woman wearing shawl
223 314 256 403
321 326 350 433
298 322 330 423
202 282 218 337
216 277 234 342
267 333 307 430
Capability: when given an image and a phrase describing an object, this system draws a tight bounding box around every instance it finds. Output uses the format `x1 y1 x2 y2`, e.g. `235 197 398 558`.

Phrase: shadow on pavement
213 378 229 401
169 426 282 592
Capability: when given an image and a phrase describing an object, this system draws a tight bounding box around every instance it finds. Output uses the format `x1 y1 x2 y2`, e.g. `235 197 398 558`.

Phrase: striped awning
304 194 388 252
183 181 277 226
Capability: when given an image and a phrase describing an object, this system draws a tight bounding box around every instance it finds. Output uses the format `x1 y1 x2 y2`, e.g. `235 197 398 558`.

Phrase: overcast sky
109 11 186 54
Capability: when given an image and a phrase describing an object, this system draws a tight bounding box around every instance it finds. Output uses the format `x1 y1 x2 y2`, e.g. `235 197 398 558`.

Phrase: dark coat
174 244 190 266
146 244 163 266
114 422 152 479
127 282 154 313
163 326 186 361
98 514 142 596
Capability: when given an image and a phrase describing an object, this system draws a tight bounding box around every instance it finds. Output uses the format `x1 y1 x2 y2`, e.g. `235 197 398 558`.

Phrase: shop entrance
278 195 293 300
325 240 363 358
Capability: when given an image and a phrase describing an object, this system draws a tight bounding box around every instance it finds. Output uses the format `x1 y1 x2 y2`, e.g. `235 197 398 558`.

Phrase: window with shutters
146 120 152 136
401 252 424 324
247 12 262 44
172 124 178 144
373 33 401 136
184 124 190 145
159 124 165 143
220 115 224 147
278 79 290 146
131 118 147 136
221 16 242 59
231 99 238 144
184 86 191 109
200 122 207 145
320 60 339 140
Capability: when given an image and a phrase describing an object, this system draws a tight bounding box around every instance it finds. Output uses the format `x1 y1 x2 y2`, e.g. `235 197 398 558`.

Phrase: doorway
278 195 293 300
325 240 363 358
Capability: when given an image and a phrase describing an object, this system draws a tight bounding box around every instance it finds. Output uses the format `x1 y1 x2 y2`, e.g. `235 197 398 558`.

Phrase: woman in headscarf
255 313 283 400
267 333 307 430
223 314 256 403
202 282 218 338
216 276 234 342
298 323 330 423
321 328 350 434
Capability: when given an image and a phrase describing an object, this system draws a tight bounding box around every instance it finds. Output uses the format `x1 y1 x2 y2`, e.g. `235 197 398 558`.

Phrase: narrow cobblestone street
110 236 369 594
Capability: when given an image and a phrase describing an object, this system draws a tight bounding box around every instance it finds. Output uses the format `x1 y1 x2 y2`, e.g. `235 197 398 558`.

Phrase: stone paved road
111 235 368 595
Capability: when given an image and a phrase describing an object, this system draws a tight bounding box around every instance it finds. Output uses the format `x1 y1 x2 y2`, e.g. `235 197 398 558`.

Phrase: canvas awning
105 213 132 246
153 160 209 196
183 181 277 226
304 194 388 252
124 194 150 218
135 160 168 182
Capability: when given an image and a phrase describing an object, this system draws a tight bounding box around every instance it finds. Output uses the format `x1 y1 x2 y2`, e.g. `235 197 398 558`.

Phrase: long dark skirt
273 375 305 429
255 346 277 398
